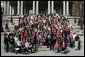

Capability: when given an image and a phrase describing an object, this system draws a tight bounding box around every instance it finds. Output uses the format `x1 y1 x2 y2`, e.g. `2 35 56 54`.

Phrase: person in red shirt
62 41 66 51
32 32 36 39
15 25 20 31
69 31 73 42
54 40 61 53
19 30 25 41
41 31 45 43
24 30 28 38
24 40 30 53
19 33 24 41
56 30 61 39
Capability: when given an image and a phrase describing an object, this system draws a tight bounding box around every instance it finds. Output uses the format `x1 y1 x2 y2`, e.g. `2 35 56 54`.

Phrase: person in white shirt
25 40 30 53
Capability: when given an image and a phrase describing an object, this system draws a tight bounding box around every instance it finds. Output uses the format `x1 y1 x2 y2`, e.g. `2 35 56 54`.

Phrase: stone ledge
1 32 5 35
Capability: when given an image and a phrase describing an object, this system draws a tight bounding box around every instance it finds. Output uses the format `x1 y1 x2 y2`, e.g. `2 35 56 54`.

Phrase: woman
43 30 48 45
39 32 43 48
61 40 68 54
15 25 20 31
54 40 60 53
24 40 30 53
62 41 67 51
69 31 74 47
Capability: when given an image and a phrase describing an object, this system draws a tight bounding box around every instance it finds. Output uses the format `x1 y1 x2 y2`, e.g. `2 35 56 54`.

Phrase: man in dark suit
8 33 15 52
4 33 9 52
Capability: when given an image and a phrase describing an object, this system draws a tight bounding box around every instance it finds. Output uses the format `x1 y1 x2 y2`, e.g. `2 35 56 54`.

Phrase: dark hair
14 33 16 37
8 33 14 39
5 23 9 29
4 33 8 38
10 17 13 23
19 17 22 19
75 35 80 41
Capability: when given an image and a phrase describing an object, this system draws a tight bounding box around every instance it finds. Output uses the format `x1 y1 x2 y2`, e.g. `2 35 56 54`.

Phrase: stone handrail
65 16 80 19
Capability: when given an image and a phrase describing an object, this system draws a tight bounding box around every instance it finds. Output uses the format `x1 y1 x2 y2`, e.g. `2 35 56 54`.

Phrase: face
10 35 13 38
6 35 8 38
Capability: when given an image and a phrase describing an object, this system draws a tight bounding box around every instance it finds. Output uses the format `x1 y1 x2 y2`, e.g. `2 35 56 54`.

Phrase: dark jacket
75 35 80 41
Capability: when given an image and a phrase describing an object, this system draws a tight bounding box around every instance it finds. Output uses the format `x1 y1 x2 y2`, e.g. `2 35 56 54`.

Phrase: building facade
1 1 71 16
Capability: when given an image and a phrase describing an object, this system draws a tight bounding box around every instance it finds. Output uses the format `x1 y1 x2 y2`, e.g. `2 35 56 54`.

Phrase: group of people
4 13 80 54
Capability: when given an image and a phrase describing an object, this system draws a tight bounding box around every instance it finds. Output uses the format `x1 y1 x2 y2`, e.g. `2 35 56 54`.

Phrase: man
74 34 80 50
1 25 4 32
47 33 51 48
52 32 57 51
8 33 15 52
63 26 68 43
43 30 48 45
32 32 38 52
39 32 43 48
5 23 10 32
69 31 74 47
49 31 54 50
4 33 9 52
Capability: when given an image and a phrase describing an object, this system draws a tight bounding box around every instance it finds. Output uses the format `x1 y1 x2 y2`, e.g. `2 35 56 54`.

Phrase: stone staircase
2 15 84 36
69 18 84 36
2 15 20 25
2 15 20 33
6 16 20 25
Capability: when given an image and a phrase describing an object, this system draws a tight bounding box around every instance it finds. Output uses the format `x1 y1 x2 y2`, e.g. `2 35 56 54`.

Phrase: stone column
63 1 66 15
36 1 39 14
21 1 23 15
51 1 54 14
17 1 20 15
23 3 25 15
12 6 14 15
7 1 9 15
3 1 6 15
33 1 35 14
66 1 69 15
9 5 12 15
48 1 51 14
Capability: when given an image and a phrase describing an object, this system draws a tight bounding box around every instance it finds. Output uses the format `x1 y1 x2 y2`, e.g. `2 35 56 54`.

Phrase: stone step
73 26 80 29
6 16 20 22
2 16 20 25
13 19 19 25
6 16 20 25
77 30 84 36
6 16 20 19
1 32 5 35
77 33 84 36
2 16 7 20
